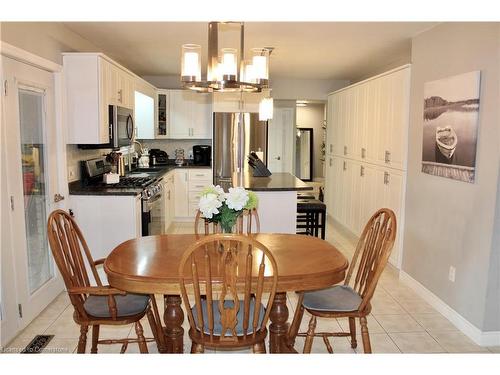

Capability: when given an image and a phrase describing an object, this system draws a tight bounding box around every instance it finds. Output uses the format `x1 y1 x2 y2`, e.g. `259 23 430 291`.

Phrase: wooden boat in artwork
435 126 457 159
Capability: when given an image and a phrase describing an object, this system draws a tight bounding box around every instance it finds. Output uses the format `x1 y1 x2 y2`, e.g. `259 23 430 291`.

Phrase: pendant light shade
181 44 201 83
259 97 274 121
181 22 272 93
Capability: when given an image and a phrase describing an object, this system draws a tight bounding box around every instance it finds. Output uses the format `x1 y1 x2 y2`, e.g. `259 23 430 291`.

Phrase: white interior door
1 56 64 344
268 107 294 173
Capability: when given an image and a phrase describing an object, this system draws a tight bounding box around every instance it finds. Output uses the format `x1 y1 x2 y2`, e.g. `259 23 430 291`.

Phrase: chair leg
360 316 372 354
288 292 304 346
146 306 164 353
190 342 204 353
303 316 317 354
150 295 167 353
135 320 149 354
252 340 266 353
348 317 357 349
91 325 100 353
77 324 88 354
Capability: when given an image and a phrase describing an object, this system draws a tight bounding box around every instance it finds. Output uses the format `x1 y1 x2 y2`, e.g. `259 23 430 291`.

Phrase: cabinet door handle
329 158 332 167
118 89 123 103
384 171 390 185
343 161 347 171
344 145 347 155
329 144 333 153
185 173 188 182
385 150 391 163
361 148 366 159
360 166 364 177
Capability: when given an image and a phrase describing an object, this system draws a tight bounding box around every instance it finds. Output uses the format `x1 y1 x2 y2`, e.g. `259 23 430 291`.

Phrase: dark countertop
69 162 212 196
231 172 313 192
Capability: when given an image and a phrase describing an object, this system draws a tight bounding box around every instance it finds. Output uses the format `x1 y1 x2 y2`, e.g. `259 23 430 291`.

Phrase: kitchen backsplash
137 139 212 160
66 139 212 182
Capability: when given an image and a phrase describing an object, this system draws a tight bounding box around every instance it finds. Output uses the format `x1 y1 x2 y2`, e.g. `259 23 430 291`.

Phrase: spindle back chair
194 208 260 235
178 234 278 353
47 209 165 353
288 208 397 353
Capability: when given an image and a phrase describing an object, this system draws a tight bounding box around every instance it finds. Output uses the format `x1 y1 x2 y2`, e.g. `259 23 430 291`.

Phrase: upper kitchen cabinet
156 90 169 138
327 65 410 171
169 90 212 139
212 90 270 113
134 79 157 139
63 53 136 144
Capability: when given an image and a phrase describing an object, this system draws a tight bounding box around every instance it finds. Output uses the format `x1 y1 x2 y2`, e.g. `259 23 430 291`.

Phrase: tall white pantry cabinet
324 65 410 267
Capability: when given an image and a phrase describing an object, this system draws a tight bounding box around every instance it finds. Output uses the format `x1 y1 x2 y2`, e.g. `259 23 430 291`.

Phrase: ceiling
63 22 437 81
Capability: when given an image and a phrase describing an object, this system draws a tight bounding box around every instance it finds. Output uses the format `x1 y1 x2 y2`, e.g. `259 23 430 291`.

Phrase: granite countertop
69 162 212 196
231 172 313 192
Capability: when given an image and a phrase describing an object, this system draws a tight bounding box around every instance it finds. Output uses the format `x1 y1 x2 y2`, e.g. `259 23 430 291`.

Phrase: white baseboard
400 271 500 347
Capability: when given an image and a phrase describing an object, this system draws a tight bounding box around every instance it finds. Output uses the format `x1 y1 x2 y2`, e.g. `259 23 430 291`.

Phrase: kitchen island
232 172 313 233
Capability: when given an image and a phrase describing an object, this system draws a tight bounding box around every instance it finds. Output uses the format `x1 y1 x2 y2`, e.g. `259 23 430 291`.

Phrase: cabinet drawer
188 180 211 192
189 169 212 181
188 191 204 202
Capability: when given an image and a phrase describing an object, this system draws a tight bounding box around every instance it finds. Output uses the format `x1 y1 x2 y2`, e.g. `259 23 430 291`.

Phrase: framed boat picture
421 71 481 183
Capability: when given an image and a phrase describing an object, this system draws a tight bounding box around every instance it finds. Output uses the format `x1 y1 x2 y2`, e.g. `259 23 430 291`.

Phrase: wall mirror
295 127 313 181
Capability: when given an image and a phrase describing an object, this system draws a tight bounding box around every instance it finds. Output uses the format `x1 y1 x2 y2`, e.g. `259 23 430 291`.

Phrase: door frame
1 42 68 347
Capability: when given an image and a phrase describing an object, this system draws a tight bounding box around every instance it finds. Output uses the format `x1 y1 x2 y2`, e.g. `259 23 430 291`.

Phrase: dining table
104 233 348 353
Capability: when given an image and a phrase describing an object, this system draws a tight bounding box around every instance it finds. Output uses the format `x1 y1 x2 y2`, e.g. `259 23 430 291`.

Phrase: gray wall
402 23 500 331
0 22 100 64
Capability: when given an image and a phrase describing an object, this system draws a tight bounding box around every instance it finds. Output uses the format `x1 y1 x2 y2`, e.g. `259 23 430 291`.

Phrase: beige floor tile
370 298 406 315
487 346 500 353
99 324 134 340
15 317 54 339
411 313 458 333
355 333 401 353
44 317 81 339
294 336 356 354
429 331 490 353
374 314 425 333
3 335 33 353
399 298 437 314
337 315 385 334
389 332 445 353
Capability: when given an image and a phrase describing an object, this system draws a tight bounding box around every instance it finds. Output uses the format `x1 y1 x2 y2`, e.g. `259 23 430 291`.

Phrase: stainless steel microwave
78 105 134 149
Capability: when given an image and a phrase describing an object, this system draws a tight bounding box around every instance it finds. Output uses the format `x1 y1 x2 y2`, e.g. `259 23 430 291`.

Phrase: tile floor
3 219 499 354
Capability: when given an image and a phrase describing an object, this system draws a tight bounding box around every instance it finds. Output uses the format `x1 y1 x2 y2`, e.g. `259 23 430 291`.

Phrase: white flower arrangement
198 185 258 233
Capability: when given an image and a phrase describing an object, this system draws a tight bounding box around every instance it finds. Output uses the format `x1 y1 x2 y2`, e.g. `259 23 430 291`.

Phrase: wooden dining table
104 233 348 353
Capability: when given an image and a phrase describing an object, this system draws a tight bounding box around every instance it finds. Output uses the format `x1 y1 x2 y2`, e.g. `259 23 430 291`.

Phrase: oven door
142 192 165 236
116 106 134 148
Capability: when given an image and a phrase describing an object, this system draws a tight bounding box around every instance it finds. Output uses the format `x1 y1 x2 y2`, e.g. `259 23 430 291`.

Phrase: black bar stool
296 198 326 240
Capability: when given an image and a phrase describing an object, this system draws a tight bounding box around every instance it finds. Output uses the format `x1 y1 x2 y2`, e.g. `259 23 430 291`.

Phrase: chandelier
181 22 271 93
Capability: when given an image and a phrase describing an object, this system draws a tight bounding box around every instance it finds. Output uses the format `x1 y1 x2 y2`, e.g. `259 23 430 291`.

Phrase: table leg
163 295 184 353
269 292 297 353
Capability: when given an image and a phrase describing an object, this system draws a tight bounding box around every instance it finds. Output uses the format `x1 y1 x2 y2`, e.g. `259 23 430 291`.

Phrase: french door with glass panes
1 56 64 344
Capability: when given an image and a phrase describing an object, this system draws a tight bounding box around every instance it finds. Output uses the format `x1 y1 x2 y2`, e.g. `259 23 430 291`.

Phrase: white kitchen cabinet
69 194 142 261
169 90 212 139
174 169 189 217
134 79 156 139
64 53 137 144
212 90 270 113
174 168 213 219
162 171 175 231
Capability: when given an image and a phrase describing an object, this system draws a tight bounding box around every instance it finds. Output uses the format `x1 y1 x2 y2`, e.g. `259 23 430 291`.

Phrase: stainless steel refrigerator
213 112 268 189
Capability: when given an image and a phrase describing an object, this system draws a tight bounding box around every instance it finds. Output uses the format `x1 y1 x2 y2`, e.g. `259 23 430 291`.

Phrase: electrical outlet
448 266 456 282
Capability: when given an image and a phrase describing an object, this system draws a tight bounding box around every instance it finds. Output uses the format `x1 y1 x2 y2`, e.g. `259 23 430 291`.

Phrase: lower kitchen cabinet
69 194 142 261
326 156 405 267
162 171 175 231
174 168 212 219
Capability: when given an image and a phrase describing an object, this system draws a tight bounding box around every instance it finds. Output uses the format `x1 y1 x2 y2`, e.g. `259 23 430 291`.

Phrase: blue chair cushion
83 293 150 318
302 285 362 312
191 298 266 336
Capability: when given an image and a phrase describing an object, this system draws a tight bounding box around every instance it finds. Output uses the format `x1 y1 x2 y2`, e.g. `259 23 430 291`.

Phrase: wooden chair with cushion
178 234 278 353
47 209 166 353
194 208 260 235
288 208 397 353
